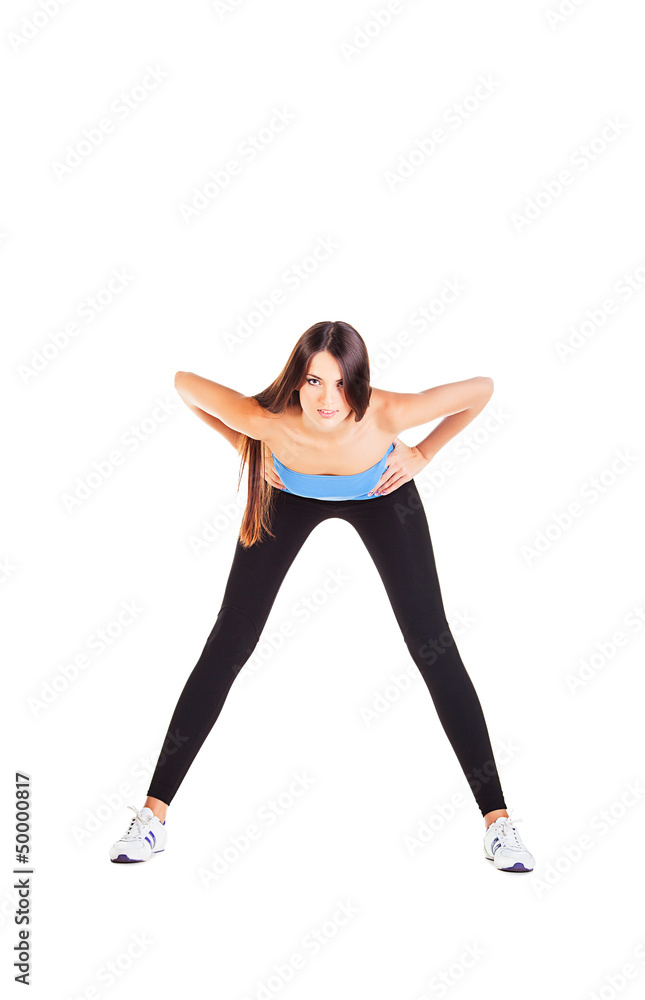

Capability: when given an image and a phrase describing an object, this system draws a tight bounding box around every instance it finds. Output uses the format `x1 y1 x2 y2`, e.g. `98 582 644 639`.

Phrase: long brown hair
235 320 373 548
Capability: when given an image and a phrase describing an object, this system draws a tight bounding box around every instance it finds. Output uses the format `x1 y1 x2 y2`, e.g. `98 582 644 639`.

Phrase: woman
109 321 534 873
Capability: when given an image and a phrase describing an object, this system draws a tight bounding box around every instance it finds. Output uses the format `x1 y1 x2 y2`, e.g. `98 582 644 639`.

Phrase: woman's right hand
264 453 287 491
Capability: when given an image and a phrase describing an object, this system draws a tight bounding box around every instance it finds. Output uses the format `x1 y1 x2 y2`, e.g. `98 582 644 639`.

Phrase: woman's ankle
483 808 509 830
144 796 168 823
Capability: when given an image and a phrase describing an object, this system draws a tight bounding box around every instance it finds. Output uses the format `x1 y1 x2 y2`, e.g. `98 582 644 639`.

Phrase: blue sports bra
271 442 395 500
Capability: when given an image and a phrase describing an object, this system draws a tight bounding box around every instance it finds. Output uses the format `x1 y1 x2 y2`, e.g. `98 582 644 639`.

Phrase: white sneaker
483 810 534 872
109 805 167 863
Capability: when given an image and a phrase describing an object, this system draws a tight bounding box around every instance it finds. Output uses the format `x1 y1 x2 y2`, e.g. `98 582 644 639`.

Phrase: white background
2 0 644 997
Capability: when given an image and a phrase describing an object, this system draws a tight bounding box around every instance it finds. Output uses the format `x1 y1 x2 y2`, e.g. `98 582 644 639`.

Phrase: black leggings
146 480 507 816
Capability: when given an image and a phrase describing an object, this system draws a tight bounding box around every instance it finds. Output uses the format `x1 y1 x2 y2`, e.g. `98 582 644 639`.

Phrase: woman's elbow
174 370 192 390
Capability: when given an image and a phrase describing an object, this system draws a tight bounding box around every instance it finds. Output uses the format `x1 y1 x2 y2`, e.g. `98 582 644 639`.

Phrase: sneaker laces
493 809 525 850
121 805 153 842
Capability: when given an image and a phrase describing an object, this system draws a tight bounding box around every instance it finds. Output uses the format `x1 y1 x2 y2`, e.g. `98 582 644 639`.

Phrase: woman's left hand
368 438 430 495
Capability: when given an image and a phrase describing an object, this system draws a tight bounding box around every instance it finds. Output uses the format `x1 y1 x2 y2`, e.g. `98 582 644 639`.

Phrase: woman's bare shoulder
257 388 393 450
370 386 398 434
255 399 299 448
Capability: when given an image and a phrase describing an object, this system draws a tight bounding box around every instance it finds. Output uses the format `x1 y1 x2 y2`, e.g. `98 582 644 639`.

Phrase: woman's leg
344 481 507 818
145 490 327 808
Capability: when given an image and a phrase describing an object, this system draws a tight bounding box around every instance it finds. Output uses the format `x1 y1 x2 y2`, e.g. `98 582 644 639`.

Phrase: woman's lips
317 409 337 417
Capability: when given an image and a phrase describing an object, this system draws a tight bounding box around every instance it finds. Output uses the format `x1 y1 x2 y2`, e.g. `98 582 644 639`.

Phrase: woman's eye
307 378 342 386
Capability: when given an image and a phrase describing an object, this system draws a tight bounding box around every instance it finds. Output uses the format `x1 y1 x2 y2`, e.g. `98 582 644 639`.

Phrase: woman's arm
383 377 494 461
182 400 243 450
175 371 266 440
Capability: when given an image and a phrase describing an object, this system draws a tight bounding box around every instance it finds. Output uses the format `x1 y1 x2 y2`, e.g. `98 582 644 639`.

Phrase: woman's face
298 351 351 429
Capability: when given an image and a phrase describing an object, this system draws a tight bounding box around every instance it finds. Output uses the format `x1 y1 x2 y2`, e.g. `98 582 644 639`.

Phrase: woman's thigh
340 480 448 640
220 488 331 637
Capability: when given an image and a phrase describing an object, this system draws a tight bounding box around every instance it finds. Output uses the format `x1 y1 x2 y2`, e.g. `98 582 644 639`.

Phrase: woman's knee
202 603 261 667
402 609 456 667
